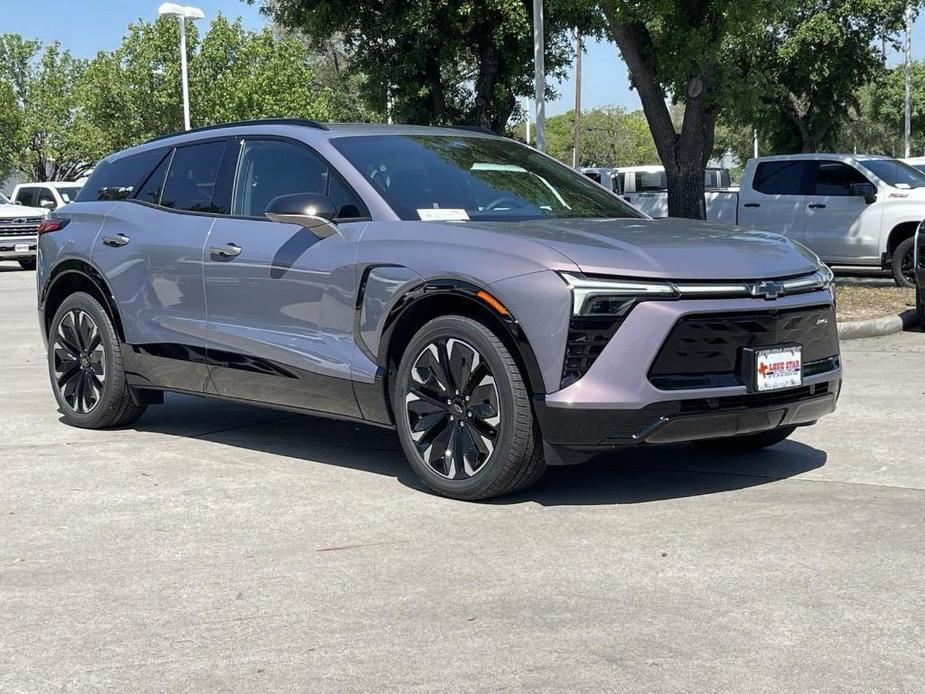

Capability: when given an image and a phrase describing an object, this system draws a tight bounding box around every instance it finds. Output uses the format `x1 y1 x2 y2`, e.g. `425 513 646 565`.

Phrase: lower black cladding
535 378 839 450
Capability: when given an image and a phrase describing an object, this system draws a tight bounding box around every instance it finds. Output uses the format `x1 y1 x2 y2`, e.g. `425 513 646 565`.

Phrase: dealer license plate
754 345 802 392
14 243 29 253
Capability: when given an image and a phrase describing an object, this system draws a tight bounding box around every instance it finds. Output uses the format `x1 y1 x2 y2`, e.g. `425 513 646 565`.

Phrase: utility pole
904 5 912 159
753 129 758 159
572 32 582 168
533 0 545 152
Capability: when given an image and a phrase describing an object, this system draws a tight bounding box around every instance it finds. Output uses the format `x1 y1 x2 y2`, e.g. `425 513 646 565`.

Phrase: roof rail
145 118 329 144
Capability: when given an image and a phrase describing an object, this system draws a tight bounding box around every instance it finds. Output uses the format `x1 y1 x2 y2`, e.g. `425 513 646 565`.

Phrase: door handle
808 203 827 209
743 202 761 208
102 233 130 247
210 243 242 259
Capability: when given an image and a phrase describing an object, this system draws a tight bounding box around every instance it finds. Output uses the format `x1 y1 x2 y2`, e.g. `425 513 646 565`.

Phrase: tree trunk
604 15 712 220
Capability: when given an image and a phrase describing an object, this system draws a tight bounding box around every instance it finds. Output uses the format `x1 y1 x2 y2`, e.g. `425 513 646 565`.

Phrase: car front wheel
48 292 146 429
393 315 545 500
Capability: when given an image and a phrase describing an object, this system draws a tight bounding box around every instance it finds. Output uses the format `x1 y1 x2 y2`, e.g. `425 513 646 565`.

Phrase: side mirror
265 193 338 239
40 200 55 209
850 182 877 204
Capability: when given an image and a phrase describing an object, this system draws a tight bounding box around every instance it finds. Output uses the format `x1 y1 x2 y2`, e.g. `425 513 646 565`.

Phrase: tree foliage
732 0 910 153
1 16 377 182
253 0 603 132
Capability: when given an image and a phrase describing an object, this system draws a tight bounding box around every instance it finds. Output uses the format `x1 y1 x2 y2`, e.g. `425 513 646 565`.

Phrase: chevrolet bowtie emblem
747 280 783 300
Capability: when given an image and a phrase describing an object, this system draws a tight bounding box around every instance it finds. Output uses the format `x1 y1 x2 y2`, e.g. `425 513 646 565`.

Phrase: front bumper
0 235 37 260
536 290 841 457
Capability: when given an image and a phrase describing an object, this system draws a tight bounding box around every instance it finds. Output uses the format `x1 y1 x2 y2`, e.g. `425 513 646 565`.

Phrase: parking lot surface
1 263 923 693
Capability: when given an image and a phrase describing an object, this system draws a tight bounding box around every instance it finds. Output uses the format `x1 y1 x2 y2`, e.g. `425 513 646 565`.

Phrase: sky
4 0 925 118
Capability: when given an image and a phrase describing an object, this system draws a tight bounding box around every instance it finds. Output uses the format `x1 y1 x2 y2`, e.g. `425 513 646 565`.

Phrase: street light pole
904 4 912 159
158 3 205 131
533 0 545 152
572 32 582 168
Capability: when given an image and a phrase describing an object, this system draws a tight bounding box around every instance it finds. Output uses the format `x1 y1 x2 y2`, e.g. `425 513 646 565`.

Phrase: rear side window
636 171 667 191
161 141 227 213
77 151 166 202
753 161 810 195
813 161 869 196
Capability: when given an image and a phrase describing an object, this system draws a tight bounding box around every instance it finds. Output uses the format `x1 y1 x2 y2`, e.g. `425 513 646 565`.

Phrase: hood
465 217 820 280
0 203 47 219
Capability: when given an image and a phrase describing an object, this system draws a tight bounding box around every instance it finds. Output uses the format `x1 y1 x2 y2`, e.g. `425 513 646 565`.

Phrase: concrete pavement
0 263 922 693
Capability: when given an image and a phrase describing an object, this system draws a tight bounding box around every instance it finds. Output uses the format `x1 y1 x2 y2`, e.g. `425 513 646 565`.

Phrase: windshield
56 186 82 203
331 135 642 221
859 159 925 189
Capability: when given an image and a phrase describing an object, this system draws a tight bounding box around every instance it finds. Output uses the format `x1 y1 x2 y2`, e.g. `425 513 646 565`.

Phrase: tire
18 258 36 271
393 315 545 500
48 292 146 429
693 425 797 454
891 236 915 288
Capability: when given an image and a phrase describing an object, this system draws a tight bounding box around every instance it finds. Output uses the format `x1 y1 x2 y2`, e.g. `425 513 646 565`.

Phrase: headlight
559 272 679 316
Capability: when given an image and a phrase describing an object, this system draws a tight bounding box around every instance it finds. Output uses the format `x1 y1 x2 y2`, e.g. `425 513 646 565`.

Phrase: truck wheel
18 258 36 271
48 292 146 429
393 315 545 500
891 237 915 288
693 426 797 454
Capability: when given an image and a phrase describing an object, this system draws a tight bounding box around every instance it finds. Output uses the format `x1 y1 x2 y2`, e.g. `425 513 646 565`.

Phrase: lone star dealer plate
753 345 803 392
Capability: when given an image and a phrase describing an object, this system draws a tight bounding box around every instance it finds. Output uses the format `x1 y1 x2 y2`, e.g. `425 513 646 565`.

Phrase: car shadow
127 393 827 506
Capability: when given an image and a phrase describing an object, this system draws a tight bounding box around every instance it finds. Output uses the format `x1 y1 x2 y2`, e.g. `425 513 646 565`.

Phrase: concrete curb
837 309 919 340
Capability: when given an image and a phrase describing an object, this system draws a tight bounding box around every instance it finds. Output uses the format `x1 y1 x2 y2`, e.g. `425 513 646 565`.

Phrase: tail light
38 217 69 235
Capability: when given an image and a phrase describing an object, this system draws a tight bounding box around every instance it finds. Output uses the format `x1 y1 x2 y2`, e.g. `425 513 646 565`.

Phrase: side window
16 188 37 207
232 139 326 217
583 172 602 184
753 161 809 195
616 172 626 194
134 151 173 205
637 171 667 192
77 151 166 202
231 139 366 219
161 141 227 213
813 161 869 196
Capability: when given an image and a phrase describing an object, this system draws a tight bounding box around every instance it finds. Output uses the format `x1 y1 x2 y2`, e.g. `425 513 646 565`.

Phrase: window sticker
417 208 469 221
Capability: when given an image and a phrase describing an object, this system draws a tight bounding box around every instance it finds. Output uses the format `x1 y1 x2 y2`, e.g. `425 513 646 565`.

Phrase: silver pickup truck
0 192 48 270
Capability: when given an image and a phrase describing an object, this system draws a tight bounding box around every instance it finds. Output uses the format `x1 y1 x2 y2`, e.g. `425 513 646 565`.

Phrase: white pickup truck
0 192 48 270
586 155 925 287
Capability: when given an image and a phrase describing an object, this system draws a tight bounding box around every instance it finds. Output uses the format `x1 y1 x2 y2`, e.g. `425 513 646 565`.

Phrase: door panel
203 136 371 416
803 161 881 264
739 160 811 244
204 218 366 416
92 202 214 390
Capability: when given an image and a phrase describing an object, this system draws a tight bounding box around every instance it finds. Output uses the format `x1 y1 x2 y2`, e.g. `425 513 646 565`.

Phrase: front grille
0 217 42 237
561 315 627 388
649 305 839 390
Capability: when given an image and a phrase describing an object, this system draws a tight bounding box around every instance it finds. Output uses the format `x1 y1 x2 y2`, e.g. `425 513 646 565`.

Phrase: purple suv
36 120 841 500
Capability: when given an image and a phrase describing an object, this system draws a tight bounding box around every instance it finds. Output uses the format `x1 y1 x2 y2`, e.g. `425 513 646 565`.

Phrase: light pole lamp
157 3 205 131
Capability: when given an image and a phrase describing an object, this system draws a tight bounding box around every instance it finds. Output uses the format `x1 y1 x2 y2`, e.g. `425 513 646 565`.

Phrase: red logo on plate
758 362 769 376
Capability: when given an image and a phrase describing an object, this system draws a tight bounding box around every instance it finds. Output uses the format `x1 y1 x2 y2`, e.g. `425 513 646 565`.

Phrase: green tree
0 34 99 181
521 106 658 167
253 0 603 132
599 1 781 219
738 0 910 154
854 61 925 156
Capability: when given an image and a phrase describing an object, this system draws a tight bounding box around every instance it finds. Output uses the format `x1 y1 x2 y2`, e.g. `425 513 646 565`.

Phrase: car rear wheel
48 292 146 429
18 258 35 271
393 315 545 500
891 237 915 288
693 425 797 454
